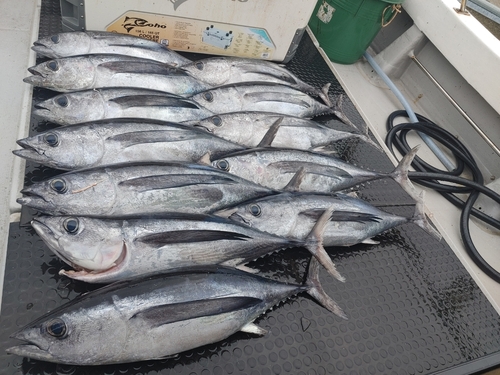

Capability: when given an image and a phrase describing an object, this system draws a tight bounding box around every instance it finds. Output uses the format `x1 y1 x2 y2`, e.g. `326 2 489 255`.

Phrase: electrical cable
385 110 500 282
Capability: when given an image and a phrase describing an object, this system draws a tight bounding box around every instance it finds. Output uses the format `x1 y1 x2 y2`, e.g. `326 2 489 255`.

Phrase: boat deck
0 0 499 374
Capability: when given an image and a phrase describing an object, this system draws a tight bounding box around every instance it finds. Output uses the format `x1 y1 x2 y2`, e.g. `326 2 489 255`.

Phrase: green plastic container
308 0 403 64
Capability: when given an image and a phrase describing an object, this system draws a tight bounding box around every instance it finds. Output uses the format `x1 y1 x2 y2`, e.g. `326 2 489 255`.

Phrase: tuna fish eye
56 95 69 107
45 318 67 338
203 91 214 102
43 133 59 147
249 204 261 217
47 61 59 71
50 34 60 44
50 179 67 194
216 159 229 171
195 61 204 70
63 218 79 234
211 116 222 127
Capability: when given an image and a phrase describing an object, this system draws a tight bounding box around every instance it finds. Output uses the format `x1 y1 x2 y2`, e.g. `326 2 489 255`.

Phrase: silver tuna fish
180 57 332 106
189 83 334 118
31 31 191 66
23 55 210 95
6 258 345 365
208 146 419 194
13 119 244 170
30 209 344 283
16 163 274 216
216 191 441 246
182 112 380 151
31 88 214 125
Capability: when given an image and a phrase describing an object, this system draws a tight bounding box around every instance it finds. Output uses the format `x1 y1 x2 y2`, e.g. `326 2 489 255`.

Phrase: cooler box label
106 11 276 59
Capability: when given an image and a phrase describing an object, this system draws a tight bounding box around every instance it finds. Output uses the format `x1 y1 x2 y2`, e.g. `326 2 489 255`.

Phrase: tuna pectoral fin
108 129 201 147
283 167 306 192
305 256 347 319
119 174 236 192
270 161 351 180
111 95 199 109
303 206 345 283
131 296 262 328
135 229 251 246
243 92 311 108
300 209 382 223
241 322 267 336
99 61 187 76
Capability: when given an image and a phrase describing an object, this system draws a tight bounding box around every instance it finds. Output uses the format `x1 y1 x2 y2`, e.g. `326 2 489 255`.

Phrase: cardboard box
60 0 318 62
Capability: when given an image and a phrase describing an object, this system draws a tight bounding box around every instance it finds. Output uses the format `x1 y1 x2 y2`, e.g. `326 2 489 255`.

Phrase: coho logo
122 17 167 33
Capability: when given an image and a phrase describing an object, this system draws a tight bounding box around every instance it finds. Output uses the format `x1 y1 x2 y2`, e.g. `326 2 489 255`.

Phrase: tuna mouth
34 103 50 111
31 218 78 269
27 67 47 78
6 344 56 363
229 212 251 226
192 124 212 133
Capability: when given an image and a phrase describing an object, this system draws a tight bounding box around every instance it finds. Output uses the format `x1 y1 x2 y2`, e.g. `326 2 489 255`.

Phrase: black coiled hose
385 110 500 282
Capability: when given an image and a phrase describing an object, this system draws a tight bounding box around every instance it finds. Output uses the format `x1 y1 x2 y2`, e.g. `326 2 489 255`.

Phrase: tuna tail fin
389 145 420 202
410 191 443 241
330 93 359 131
303 206 345 283
318 83 333 107
305 256 347 319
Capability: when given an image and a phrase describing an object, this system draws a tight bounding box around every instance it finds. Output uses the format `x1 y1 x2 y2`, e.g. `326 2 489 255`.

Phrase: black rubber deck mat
1 0 500 374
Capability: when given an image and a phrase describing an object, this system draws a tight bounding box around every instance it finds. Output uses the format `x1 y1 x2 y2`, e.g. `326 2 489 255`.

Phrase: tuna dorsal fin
99 60 188 76
241 322 267 336
107 129 201 147
243 92 311 107
118 174 236 191
257 116 283 147
131 296 262 328
300 209 382 223
135 229 252 246
269 161 352 180
110 95 200 109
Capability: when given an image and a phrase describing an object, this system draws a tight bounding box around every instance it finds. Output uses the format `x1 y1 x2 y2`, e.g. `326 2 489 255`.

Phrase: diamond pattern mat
1 0 500 374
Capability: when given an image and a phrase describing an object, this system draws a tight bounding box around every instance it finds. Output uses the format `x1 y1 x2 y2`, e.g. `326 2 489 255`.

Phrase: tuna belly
120 309 262 363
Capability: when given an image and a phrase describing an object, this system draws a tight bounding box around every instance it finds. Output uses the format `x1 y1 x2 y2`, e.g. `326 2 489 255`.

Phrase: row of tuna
7 31 438 366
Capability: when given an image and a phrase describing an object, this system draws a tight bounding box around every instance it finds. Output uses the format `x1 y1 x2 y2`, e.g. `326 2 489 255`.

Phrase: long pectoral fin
118 174 237 192
300 209 382 223
131 296 262 328
270 161 352 180
99 60 187 76
243 92 311 107
107 129 202 147
110 95 199 109
135 229 251 246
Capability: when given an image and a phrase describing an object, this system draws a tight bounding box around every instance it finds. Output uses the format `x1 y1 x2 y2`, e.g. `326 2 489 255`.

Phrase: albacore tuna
16 163 275 216
189 83 334 119
208 146 420 195
180 57 332 106
31 31 191 66
30 209 344 283
6 258 345 365
23 54 211 95
216 191 441 246
31 88 215 125
182 112 380 151
13 119 244 170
